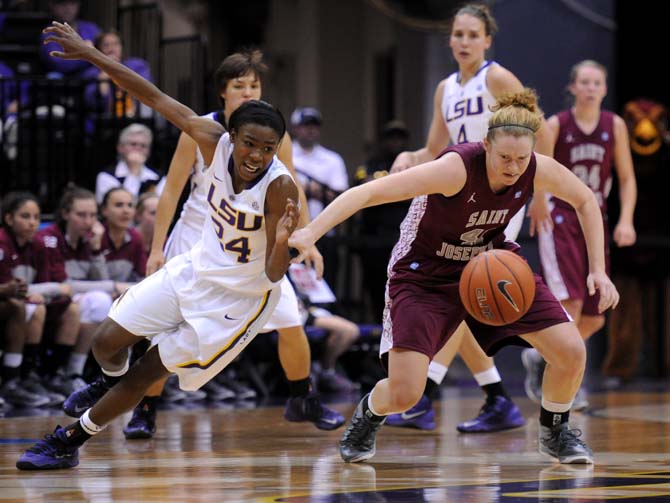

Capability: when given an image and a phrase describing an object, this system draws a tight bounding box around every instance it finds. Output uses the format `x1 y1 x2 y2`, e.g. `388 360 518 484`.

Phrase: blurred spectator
353 120 410 320
37 185 113 395
95 123 164 203
40 0 101 77
100 187 146 287
291 107 348 290
134 192 159 255
82 29 153 121
0 191 80 407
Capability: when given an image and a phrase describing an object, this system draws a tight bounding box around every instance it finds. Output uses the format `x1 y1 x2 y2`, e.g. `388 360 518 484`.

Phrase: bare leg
370 349 429 415
277 325 311 381
313 315 359 370
521 322 586 403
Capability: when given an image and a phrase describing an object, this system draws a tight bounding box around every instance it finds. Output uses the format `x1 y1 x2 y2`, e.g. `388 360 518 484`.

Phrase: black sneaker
123 399 157 439
62 376 109 418
16 425 79 470
539 423 594 464
284 392 345 430
339 395 385 463
1 378 50 408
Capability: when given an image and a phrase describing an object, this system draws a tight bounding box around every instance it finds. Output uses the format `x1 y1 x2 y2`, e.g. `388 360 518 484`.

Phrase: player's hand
276 199 299 246
146 249 166 276
303 245 324 279
26 292 45 304
88 220 105 251
586 271 619 313
390 151 414 174
526 194 553 237
42 21 95 60
288 227 317 264
613 221 636 247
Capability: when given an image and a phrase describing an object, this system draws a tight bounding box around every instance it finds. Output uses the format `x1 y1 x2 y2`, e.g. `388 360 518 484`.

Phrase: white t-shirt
95 161 164 203
292 143 348 218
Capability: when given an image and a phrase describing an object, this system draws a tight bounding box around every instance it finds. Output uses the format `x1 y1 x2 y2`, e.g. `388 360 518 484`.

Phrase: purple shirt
389 142 536 287
40 19 101 75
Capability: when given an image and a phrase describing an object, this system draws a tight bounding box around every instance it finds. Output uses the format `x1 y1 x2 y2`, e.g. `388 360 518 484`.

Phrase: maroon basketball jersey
552 110 615 211
389 142 536 285
101 226 147 281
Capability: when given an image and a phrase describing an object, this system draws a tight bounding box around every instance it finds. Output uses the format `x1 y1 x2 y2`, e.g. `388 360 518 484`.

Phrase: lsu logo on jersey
445 96 484 143
207 183 262 263
207 184 262 232
445 96 484 123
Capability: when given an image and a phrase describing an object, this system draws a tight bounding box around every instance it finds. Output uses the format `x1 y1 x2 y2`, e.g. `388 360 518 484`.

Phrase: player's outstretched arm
43 21 222 163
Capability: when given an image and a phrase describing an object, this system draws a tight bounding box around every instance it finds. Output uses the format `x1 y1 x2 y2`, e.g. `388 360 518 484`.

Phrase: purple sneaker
63 376 109 418
16 426 79 470
457 395 525 433
123 399 157 439
284 392 345 430
385 395 435 431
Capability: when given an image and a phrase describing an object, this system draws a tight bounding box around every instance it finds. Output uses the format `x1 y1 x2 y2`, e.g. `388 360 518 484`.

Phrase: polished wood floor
1 390 670 502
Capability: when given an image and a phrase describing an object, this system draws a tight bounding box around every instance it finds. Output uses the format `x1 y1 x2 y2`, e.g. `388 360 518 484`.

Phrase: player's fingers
586 276 596 296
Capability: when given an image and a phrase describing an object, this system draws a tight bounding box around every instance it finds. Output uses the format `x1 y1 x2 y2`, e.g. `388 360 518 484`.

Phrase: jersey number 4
212 219 252 263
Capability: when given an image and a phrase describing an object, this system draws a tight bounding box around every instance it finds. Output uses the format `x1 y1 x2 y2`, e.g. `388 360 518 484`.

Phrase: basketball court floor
1 386 669 502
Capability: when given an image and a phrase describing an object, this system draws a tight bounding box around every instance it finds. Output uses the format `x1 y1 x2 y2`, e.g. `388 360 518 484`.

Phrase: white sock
473 366 501 387
427 361 448 385
80 408 106 435
3 352 23 369
541 398 572 413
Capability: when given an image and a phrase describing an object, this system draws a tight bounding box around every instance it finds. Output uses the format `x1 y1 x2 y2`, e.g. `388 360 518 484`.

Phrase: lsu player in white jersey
120 50 344 439
18 22 330 470
387 3 552 433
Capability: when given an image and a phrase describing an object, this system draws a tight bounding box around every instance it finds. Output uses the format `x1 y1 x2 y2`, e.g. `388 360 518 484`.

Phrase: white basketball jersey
441 61 498 144
175 111 218 235
166 132 292 295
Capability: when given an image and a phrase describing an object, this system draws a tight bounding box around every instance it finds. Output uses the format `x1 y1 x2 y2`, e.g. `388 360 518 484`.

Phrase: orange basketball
459 249 536 326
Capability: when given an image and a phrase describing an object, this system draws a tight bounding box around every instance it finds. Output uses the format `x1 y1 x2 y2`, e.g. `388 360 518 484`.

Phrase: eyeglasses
123 141 150 149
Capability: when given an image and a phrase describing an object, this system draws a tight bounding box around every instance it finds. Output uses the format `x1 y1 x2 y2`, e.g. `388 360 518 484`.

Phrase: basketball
459 249 536 326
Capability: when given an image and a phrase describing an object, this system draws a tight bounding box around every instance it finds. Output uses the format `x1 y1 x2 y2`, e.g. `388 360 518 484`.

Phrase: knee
91 318 123 357
32 304 47 323
551 333 586 375
78 291 113 324
387 380 424 412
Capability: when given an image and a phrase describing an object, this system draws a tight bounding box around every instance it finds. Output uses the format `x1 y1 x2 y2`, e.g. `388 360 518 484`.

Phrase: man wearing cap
290 107 348 291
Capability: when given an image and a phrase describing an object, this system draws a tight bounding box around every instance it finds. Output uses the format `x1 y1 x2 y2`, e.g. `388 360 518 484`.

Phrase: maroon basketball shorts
382 254 571 359
538 206 610 316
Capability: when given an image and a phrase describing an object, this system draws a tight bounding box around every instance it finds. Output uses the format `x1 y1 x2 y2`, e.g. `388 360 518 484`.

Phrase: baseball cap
290 107 322 126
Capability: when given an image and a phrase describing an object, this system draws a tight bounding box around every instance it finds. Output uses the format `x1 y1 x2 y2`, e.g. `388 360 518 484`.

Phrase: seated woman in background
100 187 146 289
0 191 80 407
37 185 116 398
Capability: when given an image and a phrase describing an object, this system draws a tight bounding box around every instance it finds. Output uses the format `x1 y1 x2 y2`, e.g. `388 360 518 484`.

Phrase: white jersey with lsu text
441 60 524 242
162 115 303 329
165 131 291 296
441 60 498 145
